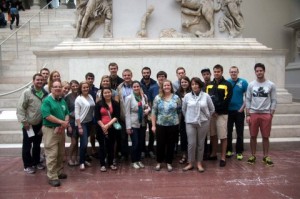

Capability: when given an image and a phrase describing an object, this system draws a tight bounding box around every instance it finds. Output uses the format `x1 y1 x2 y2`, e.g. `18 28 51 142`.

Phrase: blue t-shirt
228 78 248 111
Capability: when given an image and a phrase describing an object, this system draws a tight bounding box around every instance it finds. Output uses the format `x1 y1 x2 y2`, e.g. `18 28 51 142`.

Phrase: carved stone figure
76 0 112 38
137 5 154 38
218 0 244 38
177 0 221 37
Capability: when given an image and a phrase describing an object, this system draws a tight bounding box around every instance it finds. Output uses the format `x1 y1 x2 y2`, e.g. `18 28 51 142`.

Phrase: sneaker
40 154 45 163
137 161 145 168
263 156 274 167
68 160 76 167
85 161 91 167
113 158 117 166
167 164 173 172
110 165 117 170
36 163 45 170
236 153 243 161
24 167 36 174
100 166 107 172
247 155 256 165
58 173 68 179
149 151 155 159
132 162 140 169
48 179 60 187
155 163 161 171
226 151 233 158
80 163 85 170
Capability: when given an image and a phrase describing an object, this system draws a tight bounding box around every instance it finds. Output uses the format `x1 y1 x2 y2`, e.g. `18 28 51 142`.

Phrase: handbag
112 121 122 130
106 108 122 130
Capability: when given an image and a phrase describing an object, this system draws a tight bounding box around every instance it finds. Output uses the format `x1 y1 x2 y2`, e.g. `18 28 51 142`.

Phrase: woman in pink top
95 87 120 172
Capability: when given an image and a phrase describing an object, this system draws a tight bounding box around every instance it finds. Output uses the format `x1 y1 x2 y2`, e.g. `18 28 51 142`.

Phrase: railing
0 2 56 69
0 80 32 97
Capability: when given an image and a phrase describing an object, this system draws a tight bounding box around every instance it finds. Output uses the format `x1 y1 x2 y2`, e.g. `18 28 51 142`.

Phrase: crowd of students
16 62 277 187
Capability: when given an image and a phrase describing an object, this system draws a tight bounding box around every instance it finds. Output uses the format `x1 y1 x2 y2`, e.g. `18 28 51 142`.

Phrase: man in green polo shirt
41 80 70 187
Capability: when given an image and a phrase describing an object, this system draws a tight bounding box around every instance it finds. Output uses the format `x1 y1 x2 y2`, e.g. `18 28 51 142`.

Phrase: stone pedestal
33 38 292 103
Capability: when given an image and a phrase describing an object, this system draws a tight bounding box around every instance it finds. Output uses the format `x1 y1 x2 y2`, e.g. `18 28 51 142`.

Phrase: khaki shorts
210 114 228 139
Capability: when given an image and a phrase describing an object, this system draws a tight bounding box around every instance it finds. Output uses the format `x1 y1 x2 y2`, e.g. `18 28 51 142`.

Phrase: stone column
285 19 300 101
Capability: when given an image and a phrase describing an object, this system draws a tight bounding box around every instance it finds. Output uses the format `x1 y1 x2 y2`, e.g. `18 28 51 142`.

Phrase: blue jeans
79 122 92 164
22 122 43 168
130 127 146 163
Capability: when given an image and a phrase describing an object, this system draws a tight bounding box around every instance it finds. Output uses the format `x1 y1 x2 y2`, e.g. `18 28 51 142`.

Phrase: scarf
133 93 143 124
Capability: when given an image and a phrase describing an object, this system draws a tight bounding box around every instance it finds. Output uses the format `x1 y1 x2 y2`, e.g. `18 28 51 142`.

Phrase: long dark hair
100 87 113 109
177 76 191 98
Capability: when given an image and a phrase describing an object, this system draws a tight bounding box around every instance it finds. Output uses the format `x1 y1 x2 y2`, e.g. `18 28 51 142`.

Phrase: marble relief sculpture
160 28 196 38
76 0 112 38
218 0 244 37
176 0 221 37
136 5 154 38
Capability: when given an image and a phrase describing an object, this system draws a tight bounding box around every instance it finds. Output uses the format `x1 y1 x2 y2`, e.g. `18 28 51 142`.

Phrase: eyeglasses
52 86 62 89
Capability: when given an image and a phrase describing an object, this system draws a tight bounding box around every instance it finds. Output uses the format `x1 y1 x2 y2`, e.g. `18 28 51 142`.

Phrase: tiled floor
0 142 300 199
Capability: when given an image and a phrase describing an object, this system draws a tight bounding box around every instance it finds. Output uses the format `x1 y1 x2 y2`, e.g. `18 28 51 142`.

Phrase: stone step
0 84 30 90
275 103 300 114
0 91 23 99
1 61 37 71
0 125 300 144
0 99 19 108
2 70 37 77
0 76 32 84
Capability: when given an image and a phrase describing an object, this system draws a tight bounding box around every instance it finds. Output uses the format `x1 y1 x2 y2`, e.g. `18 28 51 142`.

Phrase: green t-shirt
41 95 69 127
35 89 44 99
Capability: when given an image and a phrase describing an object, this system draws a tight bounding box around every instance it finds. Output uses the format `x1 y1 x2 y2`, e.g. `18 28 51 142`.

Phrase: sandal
110 165 117 170
182 165 194 171
179 157 187 164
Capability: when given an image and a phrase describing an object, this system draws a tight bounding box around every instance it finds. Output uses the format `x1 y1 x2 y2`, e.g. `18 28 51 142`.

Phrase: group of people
0 0 23 29
16 62 277 187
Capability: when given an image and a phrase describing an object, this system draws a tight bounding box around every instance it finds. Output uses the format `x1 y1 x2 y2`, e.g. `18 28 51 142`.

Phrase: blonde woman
96 75 119 103
151 80 181 172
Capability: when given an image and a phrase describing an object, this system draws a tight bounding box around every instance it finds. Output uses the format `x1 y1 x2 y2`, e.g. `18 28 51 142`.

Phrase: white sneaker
137 161 145 168
85 161 91 167
80 164 85 170
24 167 36 174
132 162 140 169
36 163 45 170
167 164 173 172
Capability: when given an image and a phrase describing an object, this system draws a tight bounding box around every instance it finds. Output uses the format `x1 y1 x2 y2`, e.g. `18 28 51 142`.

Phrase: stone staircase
0 8 300 155
0 8 76 108
0 8 76 152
